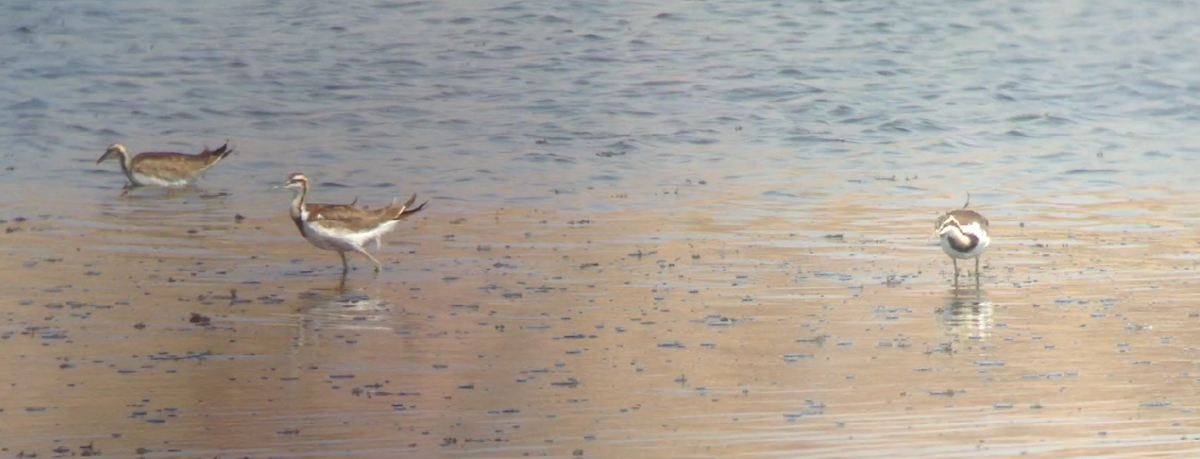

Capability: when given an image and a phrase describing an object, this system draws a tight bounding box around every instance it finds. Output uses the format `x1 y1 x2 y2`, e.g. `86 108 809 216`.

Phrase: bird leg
354 248 382 272
336 271 349 293
975 257 981 278
953 259 959 280
338 252 349 273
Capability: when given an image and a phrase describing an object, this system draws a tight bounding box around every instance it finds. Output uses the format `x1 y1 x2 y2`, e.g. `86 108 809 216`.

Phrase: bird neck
290 183 308 219
116 151 135 182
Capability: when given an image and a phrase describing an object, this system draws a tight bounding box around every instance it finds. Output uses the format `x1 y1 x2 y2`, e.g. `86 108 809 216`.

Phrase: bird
932 192 990 282
95 142 236 188
280 173 427 273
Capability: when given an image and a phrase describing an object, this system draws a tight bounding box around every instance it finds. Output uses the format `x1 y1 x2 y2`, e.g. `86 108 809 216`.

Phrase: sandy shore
3 185 1200 458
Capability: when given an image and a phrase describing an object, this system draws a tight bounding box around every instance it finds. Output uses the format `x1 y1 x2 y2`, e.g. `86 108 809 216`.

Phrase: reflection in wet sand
939 283 995 344
297 276 395 337
87 187 240 258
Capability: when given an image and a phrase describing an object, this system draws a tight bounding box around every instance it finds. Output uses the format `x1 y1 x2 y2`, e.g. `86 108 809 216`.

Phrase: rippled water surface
6 0 1200 458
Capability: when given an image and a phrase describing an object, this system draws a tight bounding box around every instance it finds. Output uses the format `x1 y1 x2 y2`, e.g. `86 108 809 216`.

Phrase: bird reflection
320 272 351 296
96 186 233 232
938 282 994 345
292 275 394 352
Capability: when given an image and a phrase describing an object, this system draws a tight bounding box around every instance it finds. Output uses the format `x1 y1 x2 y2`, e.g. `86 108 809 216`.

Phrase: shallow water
5 0 1200 458
7 190 1200 458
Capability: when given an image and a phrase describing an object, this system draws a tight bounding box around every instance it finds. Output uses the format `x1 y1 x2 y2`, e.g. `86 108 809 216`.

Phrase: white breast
132 171 189 187
300 219 401 252
940 222 990 259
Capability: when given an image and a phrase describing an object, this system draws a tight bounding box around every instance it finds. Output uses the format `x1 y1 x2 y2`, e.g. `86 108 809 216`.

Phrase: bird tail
204 141 235 164
392 194 427 220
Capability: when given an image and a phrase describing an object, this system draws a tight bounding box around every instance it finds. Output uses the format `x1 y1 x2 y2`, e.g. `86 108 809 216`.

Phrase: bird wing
305 203 395 233
947 210 988 230
129 152 214 181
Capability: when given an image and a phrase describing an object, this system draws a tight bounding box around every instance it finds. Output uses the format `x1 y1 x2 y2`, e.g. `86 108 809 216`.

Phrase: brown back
129 143 233 181
305 201 406 233
937 209 988 230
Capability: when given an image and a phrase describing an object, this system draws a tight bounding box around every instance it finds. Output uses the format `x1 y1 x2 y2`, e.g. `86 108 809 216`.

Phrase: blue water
4 0 1200 214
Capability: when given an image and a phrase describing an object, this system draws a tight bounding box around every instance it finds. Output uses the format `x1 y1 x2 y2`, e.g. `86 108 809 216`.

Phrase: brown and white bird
281 173 427 273
96 142 235 187
931 193 991 281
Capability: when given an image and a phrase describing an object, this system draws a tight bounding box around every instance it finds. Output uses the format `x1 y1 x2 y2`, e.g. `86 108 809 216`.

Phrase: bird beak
96 150 113 164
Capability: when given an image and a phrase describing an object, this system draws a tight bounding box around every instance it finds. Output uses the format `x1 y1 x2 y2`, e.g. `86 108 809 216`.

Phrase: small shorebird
281 173 427 273
932 193 991 281
96 142 235 187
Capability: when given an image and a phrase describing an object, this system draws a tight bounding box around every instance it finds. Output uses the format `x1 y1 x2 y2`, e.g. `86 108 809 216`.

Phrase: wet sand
4 185 1200 458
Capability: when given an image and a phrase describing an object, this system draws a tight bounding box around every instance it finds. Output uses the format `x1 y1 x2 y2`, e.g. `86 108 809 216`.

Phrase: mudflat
2 185 1199 458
